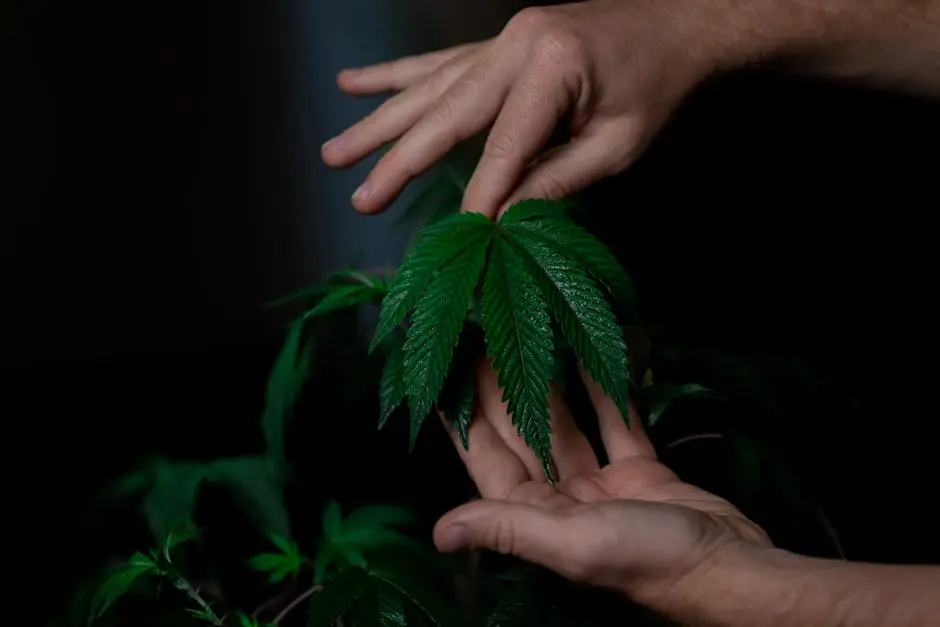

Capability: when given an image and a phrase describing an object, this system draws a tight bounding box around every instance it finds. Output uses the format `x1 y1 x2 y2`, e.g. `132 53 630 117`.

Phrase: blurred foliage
60 148 853 627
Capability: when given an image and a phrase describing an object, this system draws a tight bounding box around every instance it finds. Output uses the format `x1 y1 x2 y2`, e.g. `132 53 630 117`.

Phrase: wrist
667 0 858 76
639 541 803 626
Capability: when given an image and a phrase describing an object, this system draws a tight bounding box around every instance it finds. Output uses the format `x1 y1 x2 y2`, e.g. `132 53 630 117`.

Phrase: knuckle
532 171 571 200
504 6 553 38
482 129 516 161
489 517 517 556
532 30 586 68
428 97 458 126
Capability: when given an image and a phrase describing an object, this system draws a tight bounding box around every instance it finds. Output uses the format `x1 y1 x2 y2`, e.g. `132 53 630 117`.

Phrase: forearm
668 544 940 626
700 0 940 96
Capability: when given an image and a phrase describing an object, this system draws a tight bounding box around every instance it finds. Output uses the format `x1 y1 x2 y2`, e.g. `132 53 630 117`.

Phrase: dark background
3 0 938 622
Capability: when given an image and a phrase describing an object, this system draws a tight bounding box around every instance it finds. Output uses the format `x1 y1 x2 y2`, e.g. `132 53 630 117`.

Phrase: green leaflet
314 502 422 584
246 534 304 584
88 552 158 623
481 234 555 480
507 217 639 323
643 383 720 427
370 212 493 354
378 333 406 430
498 198 576 225
303 283 386 319
308 568 370 627
506 227 630 427
402 227 491 449
349 579 410 627
369 568 456 627
438 324 483 449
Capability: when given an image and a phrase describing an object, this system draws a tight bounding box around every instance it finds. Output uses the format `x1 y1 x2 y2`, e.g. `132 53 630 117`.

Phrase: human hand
322 0 730 219
432 362 772 613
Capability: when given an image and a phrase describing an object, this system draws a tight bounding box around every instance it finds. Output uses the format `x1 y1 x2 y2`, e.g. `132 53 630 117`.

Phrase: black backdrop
3 1 939 622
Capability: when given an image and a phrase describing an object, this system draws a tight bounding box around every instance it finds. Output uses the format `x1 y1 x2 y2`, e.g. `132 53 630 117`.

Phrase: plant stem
175 575 225 626
272 585 322 626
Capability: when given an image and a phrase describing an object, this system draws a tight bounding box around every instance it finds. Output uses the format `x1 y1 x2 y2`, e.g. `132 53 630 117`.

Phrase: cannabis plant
69 153 845 627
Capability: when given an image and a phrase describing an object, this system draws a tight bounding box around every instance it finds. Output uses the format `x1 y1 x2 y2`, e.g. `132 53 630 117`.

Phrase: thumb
434 500 591 578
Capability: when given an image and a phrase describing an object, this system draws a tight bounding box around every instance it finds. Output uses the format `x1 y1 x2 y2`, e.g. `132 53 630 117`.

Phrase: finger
498 118 647 215
323 55 472 168
439 409 528 500
351 56 513 215
337 43 480 95
477 362 546 481
461 62 575 218
579 365 655 462
547 386 599 480
434 500 598 582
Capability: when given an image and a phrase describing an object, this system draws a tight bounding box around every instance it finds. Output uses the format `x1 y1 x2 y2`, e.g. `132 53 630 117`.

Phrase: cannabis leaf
370 212 493 353
498 198 574 225
110 455 290 544
506 226 630 427
371 198 634 480
368 568 456 627
88 552 159 623
403 224 491 446
308 567 371 627
261 316 320 481
506 217 638 321
378 332 406 429
247 534 305 583
438 325 482 449
313 502 421 583
643 383 721 427
304 271 387 319
482 234 555 479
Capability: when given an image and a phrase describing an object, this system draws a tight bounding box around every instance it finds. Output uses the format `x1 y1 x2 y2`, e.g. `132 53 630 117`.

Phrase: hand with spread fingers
321 0 722 219
432 362 771 617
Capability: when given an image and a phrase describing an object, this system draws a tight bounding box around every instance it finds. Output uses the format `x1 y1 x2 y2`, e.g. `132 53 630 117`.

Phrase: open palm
433 362 770 605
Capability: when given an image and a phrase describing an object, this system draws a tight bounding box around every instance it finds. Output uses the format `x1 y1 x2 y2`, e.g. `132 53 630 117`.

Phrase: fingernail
322 136 342 152
352 182 370 203
438 523 471 551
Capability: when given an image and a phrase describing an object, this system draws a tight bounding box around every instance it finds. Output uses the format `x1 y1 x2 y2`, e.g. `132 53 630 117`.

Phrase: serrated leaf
506 229 630 428
481 235 555 480
262 317 321 482
644 383 721 427
140 460 205 544
402 228 491 449
486 566 549 627
499 198 574 225
247 534 304 583
369 569 455 627
349 578 412 627
370 212 492 354
308 568 370 627
263 283 332 310
208 456 291 539
378 334 406 430
343 505 417 533
88 552 158 623
162 517 200 558
323 501 342 539
507 218 639 322
438 326 482 450
303 283 386 319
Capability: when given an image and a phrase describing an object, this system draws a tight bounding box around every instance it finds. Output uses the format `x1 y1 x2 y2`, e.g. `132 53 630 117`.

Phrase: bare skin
431 364 940 626
323 1 940 623
322 0 939 219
